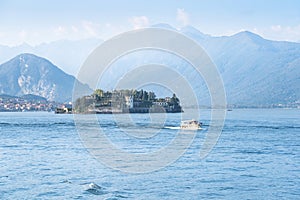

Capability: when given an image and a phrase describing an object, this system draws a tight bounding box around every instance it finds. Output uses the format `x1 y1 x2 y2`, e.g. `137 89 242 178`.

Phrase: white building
125 96 134 108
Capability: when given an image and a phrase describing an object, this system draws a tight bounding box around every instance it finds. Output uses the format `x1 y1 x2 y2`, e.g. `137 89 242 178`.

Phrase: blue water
0 109 299 199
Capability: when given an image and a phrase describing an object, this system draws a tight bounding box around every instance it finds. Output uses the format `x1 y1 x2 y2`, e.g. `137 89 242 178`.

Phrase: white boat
180 120 202 130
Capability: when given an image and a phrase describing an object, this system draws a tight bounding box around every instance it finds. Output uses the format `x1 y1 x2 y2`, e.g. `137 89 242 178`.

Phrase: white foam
164 126 181 130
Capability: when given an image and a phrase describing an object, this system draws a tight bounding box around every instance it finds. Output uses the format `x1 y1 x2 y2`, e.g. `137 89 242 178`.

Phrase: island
73 89 183 114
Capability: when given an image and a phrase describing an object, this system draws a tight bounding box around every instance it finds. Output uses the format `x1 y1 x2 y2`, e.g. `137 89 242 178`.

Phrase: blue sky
0 0 300 45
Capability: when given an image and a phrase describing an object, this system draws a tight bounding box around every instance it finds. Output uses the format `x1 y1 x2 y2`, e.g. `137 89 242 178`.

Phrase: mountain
0 38 102 75
21 94 47 102
0 53 91 102
0 93 47 102
0 25 299 107
97 26 300 107
196 31 300 106
151 23 178 31
0 94 18 99
180 25 210 41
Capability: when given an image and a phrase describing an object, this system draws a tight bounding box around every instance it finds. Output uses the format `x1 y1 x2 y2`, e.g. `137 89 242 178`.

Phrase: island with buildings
73 89 183 114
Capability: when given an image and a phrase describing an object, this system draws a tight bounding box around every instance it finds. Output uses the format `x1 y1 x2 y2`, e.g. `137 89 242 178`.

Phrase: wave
85 182 107 195
230 124 300 130
0 122 75 127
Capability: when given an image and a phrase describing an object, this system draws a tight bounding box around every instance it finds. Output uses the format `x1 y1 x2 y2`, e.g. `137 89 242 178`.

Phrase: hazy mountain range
0 24 299 107
179 25 300 107
0 38 102 75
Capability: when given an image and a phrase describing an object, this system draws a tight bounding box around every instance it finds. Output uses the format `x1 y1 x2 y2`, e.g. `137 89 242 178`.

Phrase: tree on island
170 93 180 106
73 89 182 113
93 89 104 97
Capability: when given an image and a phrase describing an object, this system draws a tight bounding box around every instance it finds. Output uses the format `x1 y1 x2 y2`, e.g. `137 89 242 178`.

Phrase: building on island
73 89 182 114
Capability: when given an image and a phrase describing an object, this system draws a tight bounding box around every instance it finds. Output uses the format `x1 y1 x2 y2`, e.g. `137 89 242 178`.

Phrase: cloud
255 24 300 42
81 20 100 37
271 25 282 32
52 21 101 40
71 25 79 33
18 30 27 39
54 26 68 36
176 8 189 26
129 16 149 29
0 21 113 46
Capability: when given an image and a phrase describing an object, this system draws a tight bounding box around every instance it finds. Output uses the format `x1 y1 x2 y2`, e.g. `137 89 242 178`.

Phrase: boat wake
164 126 203 131
164 126 181 130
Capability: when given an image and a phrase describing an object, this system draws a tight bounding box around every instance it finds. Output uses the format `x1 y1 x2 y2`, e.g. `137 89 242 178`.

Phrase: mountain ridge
0 25 299 107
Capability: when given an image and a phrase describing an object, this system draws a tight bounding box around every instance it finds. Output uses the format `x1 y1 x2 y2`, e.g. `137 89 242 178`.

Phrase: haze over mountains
0 39 102 75
179 25 300 107
0 24 299 107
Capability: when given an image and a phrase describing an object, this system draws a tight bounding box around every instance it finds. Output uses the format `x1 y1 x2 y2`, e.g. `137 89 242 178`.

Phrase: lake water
0 109 299 199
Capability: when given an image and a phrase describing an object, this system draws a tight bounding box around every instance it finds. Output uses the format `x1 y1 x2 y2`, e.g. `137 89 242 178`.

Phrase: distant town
0 94 70 112
73 89 183 114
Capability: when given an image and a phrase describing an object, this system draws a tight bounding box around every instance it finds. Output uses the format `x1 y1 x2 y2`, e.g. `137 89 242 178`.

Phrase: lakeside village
71 89 183 114
0 94 71 112
0 89 182 113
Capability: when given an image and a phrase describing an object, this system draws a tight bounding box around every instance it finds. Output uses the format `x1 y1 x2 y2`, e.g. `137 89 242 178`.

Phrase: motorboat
180 120 202 130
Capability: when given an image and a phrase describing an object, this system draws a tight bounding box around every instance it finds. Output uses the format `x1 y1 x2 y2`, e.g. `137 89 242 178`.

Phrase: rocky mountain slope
0 53 91 102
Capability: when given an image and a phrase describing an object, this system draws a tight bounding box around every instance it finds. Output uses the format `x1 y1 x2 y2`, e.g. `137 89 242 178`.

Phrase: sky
0 0 300 46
